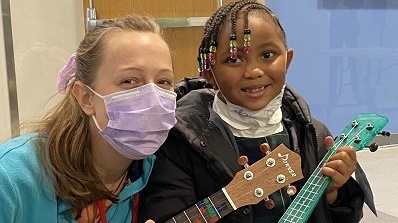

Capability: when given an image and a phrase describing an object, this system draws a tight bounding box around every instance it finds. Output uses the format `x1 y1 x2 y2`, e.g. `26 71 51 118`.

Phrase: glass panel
0 1 85 141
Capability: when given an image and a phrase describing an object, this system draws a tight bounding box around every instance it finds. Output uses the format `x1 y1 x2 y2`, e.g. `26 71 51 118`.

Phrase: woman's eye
262 52 275 59
158 79 173 86
122 79 136 84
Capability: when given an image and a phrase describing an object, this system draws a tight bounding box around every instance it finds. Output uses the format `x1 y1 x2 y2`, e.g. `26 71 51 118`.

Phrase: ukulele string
313 125 366 176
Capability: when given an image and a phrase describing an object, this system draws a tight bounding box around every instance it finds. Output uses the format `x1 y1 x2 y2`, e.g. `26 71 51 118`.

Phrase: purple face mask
87 83 177 160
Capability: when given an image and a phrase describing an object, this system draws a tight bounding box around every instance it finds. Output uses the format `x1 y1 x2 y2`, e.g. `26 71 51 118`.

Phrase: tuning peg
366 143 378 152
238 156 249 168
379 131 390 137
264 197 275 209
286 185 297 196
259 143 271 154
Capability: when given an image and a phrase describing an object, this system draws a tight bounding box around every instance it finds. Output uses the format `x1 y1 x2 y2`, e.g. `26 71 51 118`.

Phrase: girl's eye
228 57 243 63
262 52 275 59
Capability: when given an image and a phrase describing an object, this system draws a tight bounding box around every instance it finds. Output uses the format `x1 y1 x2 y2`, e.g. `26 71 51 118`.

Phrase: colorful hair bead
200 48 207 71
197 55 204 76
203 51 209 71
229 34 237 62
244 28 251 53
208 41 217 65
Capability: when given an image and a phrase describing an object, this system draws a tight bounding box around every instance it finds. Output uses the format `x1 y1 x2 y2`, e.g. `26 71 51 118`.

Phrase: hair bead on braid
204 48 210 70
229 34 238 62
198 48 205 76
243 8 251 54
208 41 217 65
228 1 248 62
197 55 204 77
243 28 251 53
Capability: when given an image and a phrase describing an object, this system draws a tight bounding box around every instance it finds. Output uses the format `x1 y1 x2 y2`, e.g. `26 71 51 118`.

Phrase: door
83 0 235 81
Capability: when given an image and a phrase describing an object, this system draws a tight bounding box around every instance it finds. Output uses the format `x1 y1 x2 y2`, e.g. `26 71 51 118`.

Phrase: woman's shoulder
0 133 54 203
0 133 40 157
0 133 45 184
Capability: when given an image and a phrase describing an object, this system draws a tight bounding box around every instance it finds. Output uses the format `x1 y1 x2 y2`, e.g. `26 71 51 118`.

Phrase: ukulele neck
165 190 235 223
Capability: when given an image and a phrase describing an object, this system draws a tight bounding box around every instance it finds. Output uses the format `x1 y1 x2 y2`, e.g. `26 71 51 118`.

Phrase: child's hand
321 136 357 204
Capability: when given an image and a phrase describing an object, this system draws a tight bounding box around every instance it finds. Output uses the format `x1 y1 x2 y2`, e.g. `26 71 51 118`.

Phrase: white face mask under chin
213 86 285 138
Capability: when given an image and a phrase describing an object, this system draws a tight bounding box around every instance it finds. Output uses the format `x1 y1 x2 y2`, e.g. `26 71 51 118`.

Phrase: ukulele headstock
224 144 303 209
335 113 389 152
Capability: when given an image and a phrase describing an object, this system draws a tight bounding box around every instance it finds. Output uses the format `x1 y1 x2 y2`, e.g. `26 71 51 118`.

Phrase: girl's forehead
219 15 275 37
217 14 284 45
221 14 274 32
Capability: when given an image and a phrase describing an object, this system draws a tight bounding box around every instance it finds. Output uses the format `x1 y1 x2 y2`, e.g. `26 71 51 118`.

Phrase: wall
0 1 84 143
267 0 398 136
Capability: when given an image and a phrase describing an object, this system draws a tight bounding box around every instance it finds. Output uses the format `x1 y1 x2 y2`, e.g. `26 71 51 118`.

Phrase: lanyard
97 193 139 223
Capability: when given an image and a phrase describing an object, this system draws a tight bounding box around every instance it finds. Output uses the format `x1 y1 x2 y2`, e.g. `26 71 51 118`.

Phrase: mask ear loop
208 66 220 91
84 84 105 131
92 115 103 131
85 84 104 99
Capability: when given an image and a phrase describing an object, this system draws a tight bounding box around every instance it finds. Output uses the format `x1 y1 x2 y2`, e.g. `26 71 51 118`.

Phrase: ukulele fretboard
165 190 235 223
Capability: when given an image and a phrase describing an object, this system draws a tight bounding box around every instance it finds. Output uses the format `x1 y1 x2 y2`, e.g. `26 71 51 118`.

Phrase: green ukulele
278 113 389 223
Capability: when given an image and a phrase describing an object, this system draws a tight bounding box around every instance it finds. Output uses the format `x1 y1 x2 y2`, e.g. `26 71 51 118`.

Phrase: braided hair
197 0 287 76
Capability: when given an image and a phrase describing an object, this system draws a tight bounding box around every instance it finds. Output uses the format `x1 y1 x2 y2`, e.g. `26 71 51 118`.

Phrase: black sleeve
141 133 198 222
328 177 365 222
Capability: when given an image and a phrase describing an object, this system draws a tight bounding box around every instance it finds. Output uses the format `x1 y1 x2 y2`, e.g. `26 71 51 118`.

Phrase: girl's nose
244 66 264 79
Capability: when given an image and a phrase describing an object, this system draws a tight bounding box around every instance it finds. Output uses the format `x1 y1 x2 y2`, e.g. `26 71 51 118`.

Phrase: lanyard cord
133 193 139 223
97 199 108 223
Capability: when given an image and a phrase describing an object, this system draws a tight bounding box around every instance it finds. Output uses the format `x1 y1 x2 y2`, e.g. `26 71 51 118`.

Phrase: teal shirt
0 134 155 223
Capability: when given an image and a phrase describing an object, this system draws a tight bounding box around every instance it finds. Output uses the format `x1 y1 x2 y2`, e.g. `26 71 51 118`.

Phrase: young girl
142 1 368 222
0 14 176 222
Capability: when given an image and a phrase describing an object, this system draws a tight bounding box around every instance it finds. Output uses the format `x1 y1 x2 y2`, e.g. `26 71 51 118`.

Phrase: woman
0 14 176 223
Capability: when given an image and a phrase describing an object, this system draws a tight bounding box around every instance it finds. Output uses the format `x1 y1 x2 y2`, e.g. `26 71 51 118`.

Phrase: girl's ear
285 48 294 71
203 69 217 87
72 81 95 116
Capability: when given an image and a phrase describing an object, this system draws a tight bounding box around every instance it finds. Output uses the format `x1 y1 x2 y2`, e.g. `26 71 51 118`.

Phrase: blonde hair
34 14 163 219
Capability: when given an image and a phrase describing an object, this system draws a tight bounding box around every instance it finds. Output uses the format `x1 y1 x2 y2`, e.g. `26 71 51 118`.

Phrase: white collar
213 86 285 138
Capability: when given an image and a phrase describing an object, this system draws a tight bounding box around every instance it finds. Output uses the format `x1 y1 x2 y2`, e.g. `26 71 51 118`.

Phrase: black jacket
142 81 365 223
